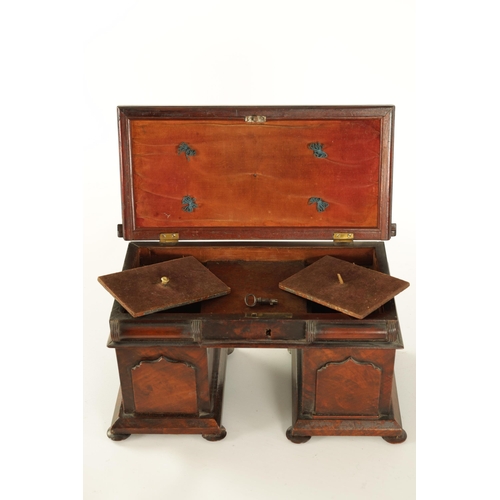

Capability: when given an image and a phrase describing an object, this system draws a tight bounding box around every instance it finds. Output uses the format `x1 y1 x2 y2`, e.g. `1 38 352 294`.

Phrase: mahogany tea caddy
102 105 409 444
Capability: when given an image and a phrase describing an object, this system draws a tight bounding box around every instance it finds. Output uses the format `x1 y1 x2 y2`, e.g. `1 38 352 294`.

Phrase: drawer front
110 318 194 342
202 319 306 343
309 320 399 344
314 322 388 341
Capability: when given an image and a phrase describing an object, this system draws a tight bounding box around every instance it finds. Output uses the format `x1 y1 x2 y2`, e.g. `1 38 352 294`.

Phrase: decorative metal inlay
177 142 196 160
308 142 328 159
308 197 329 212
245 115 266 123
182 195 198 212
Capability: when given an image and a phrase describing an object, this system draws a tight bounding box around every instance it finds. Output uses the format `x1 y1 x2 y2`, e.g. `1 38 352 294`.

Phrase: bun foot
286 427 311 444
107 428 131 441
202 427 227 442
382 430 407 444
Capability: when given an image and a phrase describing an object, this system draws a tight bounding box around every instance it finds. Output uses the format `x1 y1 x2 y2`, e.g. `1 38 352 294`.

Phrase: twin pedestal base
106 242 407 445
107 347 406 444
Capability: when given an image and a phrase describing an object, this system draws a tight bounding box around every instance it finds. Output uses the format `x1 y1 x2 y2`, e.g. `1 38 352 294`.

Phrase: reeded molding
191 319 202 343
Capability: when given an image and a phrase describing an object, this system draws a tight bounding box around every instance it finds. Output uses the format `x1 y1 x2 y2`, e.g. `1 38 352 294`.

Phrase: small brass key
244 294 279 307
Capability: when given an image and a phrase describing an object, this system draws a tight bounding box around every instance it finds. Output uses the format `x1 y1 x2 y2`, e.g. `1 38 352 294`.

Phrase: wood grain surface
279 255 409 319
98 256 230 317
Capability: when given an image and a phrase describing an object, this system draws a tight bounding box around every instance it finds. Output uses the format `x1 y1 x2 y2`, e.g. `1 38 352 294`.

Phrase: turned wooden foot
286 427 311 444
202 427 227 442
382 430 407 444
227 348 235 355
107 428 131 441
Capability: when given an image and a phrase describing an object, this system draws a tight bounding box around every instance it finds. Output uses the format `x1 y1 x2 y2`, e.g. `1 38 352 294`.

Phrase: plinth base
287 377 406 444
107 348 228 441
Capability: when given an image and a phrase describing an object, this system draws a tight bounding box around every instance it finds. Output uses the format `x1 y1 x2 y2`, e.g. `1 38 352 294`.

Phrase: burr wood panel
131 356 198 414
315 357 382 416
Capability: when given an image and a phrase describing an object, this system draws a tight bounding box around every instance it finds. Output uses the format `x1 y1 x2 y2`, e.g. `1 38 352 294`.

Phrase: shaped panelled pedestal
288 349 406 443
108 346 230 441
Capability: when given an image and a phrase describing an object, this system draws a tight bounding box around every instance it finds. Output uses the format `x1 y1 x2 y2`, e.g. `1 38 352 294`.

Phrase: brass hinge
159 232 179 244
333 232 354 243
245 115 266 124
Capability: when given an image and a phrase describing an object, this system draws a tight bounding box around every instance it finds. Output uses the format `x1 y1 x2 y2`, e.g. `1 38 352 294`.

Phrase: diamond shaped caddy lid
279 255 409 319
98 256 231 317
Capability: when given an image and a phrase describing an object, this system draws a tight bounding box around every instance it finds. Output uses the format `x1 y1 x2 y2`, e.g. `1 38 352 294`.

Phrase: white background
83 2 416 498
1 0 498 499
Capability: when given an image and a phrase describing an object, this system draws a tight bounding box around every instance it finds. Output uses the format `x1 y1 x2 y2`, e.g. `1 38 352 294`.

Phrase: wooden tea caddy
103 105 409 444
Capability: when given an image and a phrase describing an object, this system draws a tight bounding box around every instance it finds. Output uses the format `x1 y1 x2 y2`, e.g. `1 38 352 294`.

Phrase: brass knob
160 276 170 286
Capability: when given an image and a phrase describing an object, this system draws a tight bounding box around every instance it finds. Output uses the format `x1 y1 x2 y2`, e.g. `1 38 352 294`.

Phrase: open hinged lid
118 106 395 242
